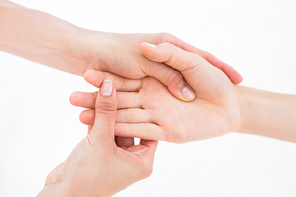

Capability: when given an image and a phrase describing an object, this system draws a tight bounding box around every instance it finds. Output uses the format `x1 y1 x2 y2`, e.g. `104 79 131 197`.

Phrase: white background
1 0 296 196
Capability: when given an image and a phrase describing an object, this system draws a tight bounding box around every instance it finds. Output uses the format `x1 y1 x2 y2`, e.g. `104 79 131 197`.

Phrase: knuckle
192 53 204 64
96 102 116 114
158 32 171 40
192 54 207 70
167 70 183 86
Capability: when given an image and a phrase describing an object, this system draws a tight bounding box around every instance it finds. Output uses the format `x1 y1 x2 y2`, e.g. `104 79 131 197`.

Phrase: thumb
140 42 232 100
88 79 117 146
140 60 195 102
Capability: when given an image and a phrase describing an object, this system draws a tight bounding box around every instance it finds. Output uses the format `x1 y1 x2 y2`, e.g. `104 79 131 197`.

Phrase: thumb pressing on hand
140 42 233 101
88 79 117 146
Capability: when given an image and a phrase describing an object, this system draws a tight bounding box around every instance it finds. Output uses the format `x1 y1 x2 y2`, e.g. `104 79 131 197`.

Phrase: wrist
233 85 252 133
53 26 97 76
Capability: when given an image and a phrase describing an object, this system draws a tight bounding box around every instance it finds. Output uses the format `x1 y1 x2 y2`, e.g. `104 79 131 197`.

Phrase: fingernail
146 42 157 48
101 80 113 96
182 86 195 100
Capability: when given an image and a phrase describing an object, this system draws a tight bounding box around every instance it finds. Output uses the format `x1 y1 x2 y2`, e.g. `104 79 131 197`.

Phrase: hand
82 32 243 102
70 43 242 143
0 2 242 102
38 80 157 196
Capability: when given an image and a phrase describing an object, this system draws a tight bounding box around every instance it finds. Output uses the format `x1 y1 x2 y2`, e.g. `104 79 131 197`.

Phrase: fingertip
233 73 244 84
139 140 158 158
100 79 114 97
223 64 244 84
140 42 158 58
84 70 105 88
69 91 80 106
83 70 94 81
79 110 95 125
168 83 196 102
181 86 196 101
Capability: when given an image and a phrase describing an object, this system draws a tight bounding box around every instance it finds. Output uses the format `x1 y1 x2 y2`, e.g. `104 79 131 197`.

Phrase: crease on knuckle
96 102 116 114
167 70 183 86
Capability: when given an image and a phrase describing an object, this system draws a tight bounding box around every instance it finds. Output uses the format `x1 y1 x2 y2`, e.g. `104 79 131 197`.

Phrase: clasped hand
71 42 242 143
38 79 157 197
40 42 243 196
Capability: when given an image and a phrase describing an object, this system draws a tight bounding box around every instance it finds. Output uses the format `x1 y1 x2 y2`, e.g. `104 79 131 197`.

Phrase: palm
130 77 239 143
70 68 240 143
70 38 243 143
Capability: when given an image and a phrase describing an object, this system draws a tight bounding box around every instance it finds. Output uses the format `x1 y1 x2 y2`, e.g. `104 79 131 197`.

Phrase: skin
38 80 158 197
71 42 241 143
71 42 296 143
0 0 243 102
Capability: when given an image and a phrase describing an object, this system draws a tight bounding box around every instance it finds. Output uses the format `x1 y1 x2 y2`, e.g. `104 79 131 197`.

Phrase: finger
132 140 158 164
139 139 158 155
141 42 204 72
70 91 141 110
139 59 195 102
141 42 229 98
115 123 167 141
80 109 95 125
88 80 117 146
115 136 135 148
84 70 142 91
116 109 151 123
201 52 243 84
117 92 141 109
80 108 151 126
70 91 97 109
164 34 243 84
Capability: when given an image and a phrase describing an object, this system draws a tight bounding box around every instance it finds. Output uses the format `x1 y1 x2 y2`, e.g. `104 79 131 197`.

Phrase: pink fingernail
101 80 113 96
182 86 195 100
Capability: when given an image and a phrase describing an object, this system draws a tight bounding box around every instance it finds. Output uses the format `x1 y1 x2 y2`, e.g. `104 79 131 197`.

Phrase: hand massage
1 0 295 196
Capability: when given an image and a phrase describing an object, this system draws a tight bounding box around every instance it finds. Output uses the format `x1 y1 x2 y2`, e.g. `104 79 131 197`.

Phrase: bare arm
237 86 296 143
0 0 243 102
0 0 90 75
70 43 296 143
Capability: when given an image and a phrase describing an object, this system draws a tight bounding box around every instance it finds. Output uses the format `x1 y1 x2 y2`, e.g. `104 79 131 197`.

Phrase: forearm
0 0 93 75
236 86 296 142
